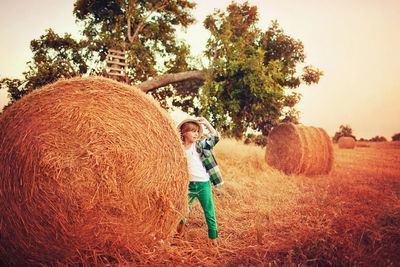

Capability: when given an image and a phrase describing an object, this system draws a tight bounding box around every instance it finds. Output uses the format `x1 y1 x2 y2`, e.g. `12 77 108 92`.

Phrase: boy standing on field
176 116 223 245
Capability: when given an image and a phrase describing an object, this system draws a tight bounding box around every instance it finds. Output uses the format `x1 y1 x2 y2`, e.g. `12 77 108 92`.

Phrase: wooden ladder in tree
105 48 128 82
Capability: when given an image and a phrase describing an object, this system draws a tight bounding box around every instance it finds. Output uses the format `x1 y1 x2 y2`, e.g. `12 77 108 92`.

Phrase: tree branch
136 70 205 92
211 42 219 68
54 60 79 77
128 2 167 43
127 0 136 43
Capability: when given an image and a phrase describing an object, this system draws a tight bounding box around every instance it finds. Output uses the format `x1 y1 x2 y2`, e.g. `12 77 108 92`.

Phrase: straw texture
0 77 189 265
265 123 334 176
338 136 356 149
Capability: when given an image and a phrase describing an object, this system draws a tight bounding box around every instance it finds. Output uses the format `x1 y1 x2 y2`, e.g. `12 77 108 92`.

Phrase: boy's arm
197 117 218 136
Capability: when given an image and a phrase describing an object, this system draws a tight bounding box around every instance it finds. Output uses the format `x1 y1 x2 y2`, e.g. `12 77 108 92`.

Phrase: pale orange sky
1 0 399 140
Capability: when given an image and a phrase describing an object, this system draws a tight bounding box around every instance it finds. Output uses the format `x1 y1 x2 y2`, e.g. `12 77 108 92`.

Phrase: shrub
369 136 387 142
244 133 267 147
392 133 400 141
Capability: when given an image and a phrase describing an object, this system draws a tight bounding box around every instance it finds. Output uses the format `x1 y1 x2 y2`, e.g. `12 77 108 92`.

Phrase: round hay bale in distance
338 136 356 149
265 123 334 176
0 77 189 265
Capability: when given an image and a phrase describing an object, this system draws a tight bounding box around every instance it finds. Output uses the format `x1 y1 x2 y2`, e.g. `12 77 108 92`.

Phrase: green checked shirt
196 133 224 187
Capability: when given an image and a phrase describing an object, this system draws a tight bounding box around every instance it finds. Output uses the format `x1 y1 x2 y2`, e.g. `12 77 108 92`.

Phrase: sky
1 0 399 140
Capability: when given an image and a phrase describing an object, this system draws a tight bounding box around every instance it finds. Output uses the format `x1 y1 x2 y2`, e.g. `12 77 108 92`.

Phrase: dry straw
338 136 356 149
265 123 334 176
0 77 189 265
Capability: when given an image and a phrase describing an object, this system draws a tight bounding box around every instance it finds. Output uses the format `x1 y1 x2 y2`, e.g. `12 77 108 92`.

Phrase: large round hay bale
265 123 334 176
338 136 356 149
0 77 189 265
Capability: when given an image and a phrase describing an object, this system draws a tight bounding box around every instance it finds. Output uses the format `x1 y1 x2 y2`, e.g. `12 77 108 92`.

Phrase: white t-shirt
185 142 209 182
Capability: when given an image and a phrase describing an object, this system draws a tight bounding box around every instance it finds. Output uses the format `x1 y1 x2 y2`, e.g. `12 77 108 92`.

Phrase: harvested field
134 140 400 266
133 139 400 266
1 124 399 265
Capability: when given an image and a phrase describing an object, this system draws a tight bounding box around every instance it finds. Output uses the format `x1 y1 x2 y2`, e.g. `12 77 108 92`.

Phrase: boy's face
183 129 199 144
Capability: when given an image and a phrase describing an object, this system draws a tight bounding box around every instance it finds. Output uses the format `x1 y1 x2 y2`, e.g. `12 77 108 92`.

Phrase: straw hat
176 117 203 136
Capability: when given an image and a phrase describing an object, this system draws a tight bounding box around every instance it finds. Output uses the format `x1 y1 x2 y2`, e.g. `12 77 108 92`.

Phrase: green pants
180 181 218 239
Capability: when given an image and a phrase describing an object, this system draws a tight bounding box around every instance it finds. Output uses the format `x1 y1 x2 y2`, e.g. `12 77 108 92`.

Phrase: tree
73 0 200 108
0 28 94 106
24 29 89 91
333 125 355 143
6 0 199 108
3 1 322 137
199 4 322 136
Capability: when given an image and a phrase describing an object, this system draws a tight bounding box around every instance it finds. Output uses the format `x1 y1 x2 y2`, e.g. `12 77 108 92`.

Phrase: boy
176 117 223 245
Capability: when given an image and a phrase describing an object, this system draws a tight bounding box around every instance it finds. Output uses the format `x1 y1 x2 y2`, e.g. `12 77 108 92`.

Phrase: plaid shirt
196 133 224 187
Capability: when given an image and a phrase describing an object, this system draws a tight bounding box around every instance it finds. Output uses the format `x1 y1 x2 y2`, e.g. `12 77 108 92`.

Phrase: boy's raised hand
197 117 217 136
197 117 208 125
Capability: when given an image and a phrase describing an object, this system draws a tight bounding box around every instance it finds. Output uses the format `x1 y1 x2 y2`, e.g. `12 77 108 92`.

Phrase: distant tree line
359 136 387 142
334 125 400 142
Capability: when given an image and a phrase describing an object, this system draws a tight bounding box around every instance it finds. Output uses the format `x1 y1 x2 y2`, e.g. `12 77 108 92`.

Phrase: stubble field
141 139 400 266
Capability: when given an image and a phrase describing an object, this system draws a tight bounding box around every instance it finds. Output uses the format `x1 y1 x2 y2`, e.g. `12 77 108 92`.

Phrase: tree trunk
136 70 205 92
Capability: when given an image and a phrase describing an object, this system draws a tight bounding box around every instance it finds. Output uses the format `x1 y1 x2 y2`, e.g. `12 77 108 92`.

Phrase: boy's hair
180 122 200 141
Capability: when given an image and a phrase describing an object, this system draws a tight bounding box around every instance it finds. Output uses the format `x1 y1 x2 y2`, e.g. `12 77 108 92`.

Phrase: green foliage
200 2 322 136
73 0 198 93
391 133 400 141
1 29 89 102
6 0 198 106
4 1 322 138
23 29 89 91
0 78 25 102
0 78 24 114
333 125 355 143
